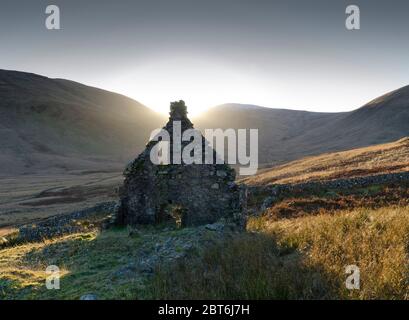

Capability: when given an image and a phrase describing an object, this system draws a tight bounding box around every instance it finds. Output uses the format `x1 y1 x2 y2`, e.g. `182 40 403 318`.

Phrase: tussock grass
147 232 333 299
150 206 409 299
260 206 409 299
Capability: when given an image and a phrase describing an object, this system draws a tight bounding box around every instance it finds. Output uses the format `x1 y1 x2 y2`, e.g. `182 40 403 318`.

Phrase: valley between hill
2 69 409 175
1 137 409 299
1 69 409 299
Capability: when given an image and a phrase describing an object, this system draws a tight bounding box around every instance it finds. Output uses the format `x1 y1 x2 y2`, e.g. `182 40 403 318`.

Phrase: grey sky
1 0 408 114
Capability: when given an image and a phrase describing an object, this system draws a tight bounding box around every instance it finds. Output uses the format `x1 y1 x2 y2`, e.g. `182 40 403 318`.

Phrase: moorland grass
148 206 409 299
1 206 408 299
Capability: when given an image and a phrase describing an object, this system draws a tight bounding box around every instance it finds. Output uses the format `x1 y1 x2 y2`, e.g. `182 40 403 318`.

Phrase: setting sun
101 56 272 117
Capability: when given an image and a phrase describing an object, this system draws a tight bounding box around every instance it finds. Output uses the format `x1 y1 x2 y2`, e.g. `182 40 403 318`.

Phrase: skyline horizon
2 0 409 116
2 66 406 117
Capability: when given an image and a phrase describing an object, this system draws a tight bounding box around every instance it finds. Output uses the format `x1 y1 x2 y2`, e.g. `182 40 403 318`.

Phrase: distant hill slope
1 69 408 175
0 70 165 175
195 104 346 164
196 85 409 165
241 137 409 186
277 85 409 161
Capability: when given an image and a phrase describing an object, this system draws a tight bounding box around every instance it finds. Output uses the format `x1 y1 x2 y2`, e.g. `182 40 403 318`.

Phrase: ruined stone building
117 100 244 228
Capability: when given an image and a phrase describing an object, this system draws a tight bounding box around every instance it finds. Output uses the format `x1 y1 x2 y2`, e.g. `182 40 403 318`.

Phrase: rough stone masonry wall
118 159 242 227
247 170 409 213
249 170 409 196
117 100 245 228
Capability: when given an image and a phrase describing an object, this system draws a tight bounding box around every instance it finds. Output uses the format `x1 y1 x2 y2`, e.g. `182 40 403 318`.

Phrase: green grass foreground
1 206 409 299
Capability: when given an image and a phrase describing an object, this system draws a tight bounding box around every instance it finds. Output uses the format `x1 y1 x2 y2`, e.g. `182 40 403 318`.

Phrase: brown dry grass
149 206 409 299
264 183 409 220
251 206 409 299
147 232 334 299
242 137 409 186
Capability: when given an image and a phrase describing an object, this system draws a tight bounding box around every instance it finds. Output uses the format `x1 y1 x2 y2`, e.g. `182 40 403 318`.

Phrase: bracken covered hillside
241 137 409 186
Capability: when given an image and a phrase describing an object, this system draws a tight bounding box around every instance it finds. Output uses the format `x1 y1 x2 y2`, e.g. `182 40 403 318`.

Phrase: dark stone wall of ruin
117 101 245 228
118 156 241 227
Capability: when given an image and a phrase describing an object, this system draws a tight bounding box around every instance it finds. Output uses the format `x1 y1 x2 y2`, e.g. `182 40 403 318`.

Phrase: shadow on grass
146 232 337 300
3 227 338 300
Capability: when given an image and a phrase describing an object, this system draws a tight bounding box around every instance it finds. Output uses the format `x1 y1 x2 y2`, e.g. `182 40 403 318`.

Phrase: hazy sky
1 0 409 115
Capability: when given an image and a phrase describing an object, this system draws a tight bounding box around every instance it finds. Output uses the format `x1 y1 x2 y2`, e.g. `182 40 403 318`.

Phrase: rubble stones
249 171 409 213
15 201 117 243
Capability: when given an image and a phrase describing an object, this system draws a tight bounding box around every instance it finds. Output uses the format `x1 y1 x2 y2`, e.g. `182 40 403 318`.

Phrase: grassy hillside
195 104 344 165
242 137 409 185
0 222 230 300
2 69 409 174
0 229 143 299
1 205 408 299
196 83 409 167
151 206 409 299
2 134 409 299
1 69 409 299
0 70 165 175
2 155 409 300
